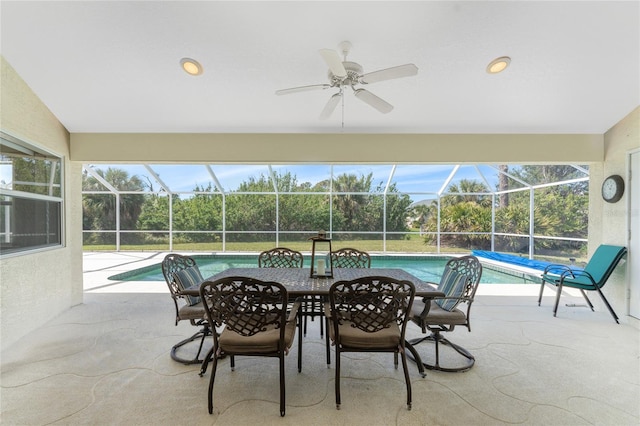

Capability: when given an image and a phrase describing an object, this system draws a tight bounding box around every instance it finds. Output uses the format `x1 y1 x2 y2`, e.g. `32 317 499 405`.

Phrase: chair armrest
287 297 303 322
434 295 466 302
415 297 432 318
542 264 573 275
560 269 596 285
178 285 201 297
430 295 473 310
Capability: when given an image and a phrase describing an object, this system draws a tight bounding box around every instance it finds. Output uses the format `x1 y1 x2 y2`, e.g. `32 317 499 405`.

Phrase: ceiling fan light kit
276 40 418 122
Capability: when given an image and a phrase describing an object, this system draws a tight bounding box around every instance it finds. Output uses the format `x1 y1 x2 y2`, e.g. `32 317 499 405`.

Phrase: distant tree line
82 168 413 244
82 165 588 253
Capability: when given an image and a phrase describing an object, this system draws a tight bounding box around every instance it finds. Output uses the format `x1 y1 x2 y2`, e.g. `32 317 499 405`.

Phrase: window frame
0 131 65 257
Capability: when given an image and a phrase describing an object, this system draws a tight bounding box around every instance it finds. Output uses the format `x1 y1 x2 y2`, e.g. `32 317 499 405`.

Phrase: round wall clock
601 174 624 203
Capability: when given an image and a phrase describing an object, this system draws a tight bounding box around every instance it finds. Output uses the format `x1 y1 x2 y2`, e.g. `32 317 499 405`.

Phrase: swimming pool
108 254 542 284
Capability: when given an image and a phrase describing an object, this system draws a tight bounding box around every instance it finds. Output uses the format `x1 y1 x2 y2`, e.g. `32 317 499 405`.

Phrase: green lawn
83 236 586 266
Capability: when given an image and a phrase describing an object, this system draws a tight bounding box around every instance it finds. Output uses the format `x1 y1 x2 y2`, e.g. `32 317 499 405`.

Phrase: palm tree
82 167 146 242
444 179 492 208
332 173 373 233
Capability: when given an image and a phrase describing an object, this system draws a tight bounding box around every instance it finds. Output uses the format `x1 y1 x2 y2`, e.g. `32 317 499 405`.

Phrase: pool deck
2 251 637 425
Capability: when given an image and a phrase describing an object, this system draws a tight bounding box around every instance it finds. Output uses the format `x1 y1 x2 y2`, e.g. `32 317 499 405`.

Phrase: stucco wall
588 106 639 325
0 57 83 351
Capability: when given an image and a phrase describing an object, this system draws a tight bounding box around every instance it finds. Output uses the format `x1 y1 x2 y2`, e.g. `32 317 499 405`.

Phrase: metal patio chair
324 247 371 365
199 276 302 417
258 247 323 337
407 255 482 373
327 276 415 410
538 244 627 323
161 253 211 364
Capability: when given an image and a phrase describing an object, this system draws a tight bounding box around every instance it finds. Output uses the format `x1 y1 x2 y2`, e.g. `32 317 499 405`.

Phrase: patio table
182 267 443 377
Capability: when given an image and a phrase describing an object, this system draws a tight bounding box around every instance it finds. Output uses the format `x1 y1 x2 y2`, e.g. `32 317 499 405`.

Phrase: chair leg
171 325 210 365
199 347 215 377
579 289 595 311
303 302 308 336
302 296 324 338
298 311 303 373
207 352 220 414
199 328 227 377
335 346 341 410
404 340 426 378
319 301 324 337
400 349 412 410
553 283 563 317
555 284 619 324
538 279 547 306
594 287 620 323
325 316 331 367
280 352 286 417
408 332 475 372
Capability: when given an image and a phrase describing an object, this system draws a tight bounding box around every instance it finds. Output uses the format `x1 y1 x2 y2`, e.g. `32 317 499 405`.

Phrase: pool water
109 254 541 284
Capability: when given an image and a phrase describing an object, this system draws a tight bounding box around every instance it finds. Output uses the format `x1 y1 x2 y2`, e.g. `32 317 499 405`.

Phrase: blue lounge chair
538 245 627 323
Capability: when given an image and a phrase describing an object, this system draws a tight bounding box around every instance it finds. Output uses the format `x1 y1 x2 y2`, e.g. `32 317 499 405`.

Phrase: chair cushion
424 301 467 325
173 266 204 305
329 319 401 349
219 319 297 354
435 269 468 311
409 299 467 328
178 301 206 321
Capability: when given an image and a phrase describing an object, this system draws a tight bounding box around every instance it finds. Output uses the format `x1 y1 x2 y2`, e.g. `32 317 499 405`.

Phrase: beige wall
70 132 603 163
0 57 83 351
588 106 639 325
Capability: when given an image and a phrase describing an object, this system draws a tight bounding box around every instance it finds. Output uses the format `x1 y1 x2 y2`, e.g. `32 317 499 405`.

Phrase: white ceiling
1 1 639 134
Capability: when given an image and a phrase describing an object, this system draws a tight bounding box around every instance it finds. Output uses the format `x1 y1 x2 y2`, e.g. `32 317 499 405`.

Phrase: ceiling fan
275 41 418 120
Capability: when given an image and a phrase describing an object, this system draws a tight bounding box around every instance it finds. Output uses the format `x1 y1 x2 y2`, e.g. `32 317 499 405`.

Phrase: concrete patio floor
1 251 639 425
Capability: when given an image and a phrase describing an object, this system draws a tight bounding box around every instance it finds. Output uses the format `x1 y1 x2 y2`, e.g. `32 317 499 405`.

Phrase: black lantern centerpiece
309 231 333 278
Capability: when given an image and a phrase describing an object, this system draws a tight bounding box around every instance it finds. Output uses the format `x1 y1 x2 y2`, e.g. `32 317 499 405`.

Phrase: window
0 132 64 255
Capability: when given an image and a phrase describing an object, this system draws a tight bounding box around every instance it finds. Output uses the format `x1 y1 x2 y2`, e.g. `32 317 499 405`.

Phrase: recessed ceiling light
180 58 203 76
487 56 511 74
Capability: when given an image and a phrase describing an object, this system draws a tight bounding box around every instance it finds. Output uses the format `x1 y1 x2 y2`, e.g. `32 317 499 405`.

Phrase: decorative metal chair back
330 276 415 334
162 254 198 314
200 277 288 338
440 255 483 311
330 248 371 269
258 247 304 268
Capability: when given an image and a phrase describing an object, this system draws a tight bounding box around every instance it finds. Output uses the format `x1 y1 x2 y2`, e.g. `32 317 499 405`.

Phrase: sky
2 160 589 203
81 163 509 200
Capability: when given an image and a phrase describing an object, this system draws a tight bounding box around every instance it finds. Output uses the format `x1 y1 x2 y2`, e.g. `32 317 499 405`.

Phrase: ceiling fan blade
319 93 342 120
319 48 347 77
275 84 332 96
354 89 394 114
360 64 418 84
